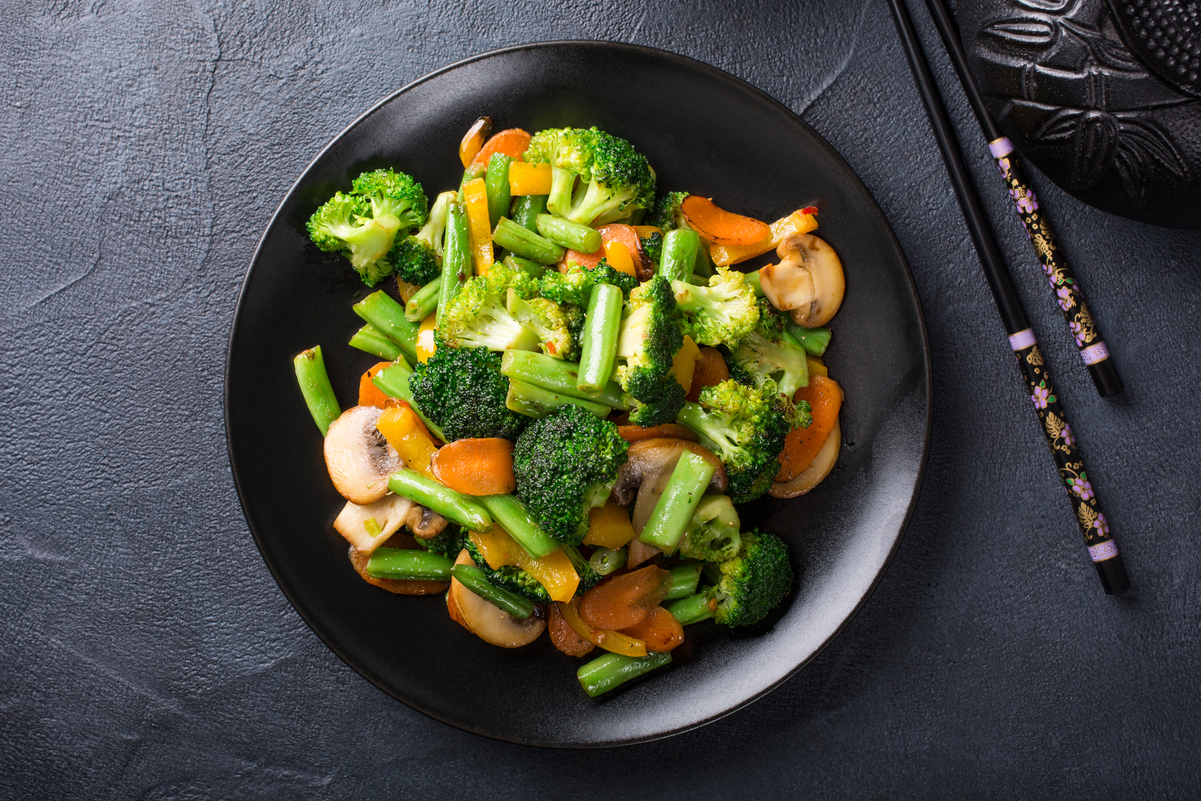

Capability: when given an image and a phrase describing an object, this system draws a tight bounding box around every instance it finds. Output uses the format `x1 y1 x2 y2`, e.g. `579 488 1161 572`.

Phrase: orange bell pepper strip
582 498 637 550
680 195 770 246
358 362 393 408
710 207 819 267
776 375 843 482
469 527 579 602
462 178 494 275
603 239 637 277
670 335 700 393
376 402 438 478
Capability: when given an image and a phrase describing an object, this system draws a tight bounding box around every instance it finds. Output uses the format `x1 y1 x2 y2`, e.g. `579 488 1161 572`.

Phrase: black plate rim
224 39 932 748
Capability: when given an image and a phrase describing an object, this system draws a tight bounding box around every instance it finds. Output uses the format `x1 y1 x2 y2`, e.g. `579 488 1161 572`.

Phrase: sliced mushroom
349 545 448 595
324 405 401 504
611 438 728 507
404 504 449 539
769 420 840 498
759 233 845 328
334 494 414 553
447 549 546 647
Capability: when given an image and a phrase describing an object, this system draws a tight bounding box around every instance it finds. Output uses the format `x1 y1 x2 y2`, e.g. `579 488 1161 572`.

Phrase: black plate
225 41 931 747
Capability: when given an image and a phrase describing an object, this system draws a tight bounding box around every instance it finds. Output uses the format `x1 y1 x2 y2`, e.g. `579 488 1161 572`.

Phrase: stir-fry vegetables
293 121 849 697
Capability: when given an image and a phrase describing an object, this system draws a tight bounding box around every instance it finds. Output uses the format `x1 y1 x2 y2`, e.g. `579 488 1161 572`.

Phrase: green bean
664 562 704 600
535 214 602 253
451 564 535 619
365 548 454 581
659 228 700 283
293 346 341 436
506 378 612 420
353 291 419 359
475 494 559 559
387 470 492 531
577 283 623 394
404 276 442 322
787 322 832 356
500 350 627 409
438 201 471 326
485 153 513 228
511 194 548 232
638 452 716 553
665 592 714 626
589 547 626 576
491 217 565 264
348 323 403 361
502 254 547 279
577 652 672 697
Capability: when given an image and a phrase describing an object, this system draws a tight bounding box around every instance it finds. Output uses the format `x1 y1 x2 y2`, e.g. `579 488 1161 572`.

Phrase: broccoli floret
307 169 429 287
489 258 542 300
390 190 454 286
562 302 586 362
640 230 663 265
512 404 630 545
728 304 811 399
649 191 689 232
507 290 574 359
675 379 790 503
525 127 656 226
464 539 552 604
671 269 761 348
614 275 686 427
408 345 529 441
711 529 793 627
438 275 541 352
414 525 467 560
538 259 638 307
678 494 742 563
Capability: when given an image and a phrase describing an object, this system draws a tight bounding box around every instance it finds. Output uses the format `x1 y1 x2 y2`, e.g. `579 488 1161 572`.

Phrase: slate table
3 2 1199 797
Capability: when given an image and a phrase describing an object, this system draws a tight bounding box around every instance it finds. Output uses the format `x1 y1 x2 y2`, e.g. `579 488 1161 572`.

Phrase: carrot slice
358 362 393 408
710 208 818 266
617 423 699 444
557 598 647 657
471 128 532 166
578 565 672 631
620 605 684 652
458 116 492 168
776 375 843 482
560 223 643 272
431 437 516 496
686 347 729 403
681 196 771 246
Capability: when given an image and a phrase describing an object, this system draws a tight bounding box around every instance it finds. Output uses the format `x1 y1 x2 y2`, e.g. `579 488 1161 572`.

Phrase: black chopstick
922 0 1122 398
886 0 1130 594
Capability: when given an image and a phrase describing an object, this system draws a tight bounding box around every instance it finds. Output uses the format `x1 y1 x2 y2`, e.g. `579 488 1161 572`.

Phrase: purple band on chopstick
1081 342 1110 365
1009 328 1037 351
1088 540 1119 563
988 136 1015 158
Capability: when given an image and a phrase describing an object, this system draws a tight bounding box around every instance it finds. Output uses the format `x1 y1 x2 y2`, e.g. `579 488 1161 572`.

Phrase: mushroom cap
334 494 414 553
324 405 401 504
447 549 546 647
769 420 840 498
759 233 845 328
611 438 728 507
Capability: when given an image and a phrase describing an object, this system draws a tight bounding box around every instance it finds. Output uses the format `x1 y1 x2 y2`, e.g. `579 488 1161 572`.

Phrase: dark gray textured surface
2 1 1198 797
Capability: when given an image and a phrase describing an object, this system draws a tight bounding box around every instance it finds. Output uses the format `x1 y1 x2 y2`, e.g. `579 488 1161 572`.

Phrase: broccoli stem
577 652 672 697
292 346 342 436
404 276 442 322
589 546 626 576
638 452 716 554
659 228 700 283
485 153 513 228
511 195 548 232
491 217 565 264
500 350 627 409
535 214 602 254
364 548 454 581
502 254 547 279
475 494 560 559
387 469 493 532
664 562 704 600
451 564 536 619
745 268 764 297
349 323 403 361
353 291 419 360
787 322 832 356
370 360 446 442
577 283 623 395
506 378 611 420
438 201 471 326
665 592 715 626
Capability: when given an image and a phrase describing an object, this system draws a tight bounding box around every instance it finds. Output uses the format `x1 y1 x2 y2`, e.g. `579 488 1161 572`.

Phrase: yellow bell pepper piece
670 335 700 393
604 240 637 277
417 313 437 363
583 498 636 550
462 178 494 276
806 355 828 378
397 278 422 303
376 404 438 478
557 598 647 657
507 162 552 196
469 527 580 602
710 209 818 267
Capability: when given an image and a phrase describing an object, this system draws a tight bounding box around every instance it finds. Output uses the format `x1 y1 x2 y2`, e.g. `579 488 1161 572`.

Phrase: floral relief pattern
995 150 1105 358
1016 342 1113 547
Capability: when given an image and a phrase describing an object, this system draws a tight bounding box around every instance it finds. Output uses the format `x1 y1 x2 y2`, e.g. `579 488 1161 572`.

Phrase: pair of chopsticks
886 0 1130 594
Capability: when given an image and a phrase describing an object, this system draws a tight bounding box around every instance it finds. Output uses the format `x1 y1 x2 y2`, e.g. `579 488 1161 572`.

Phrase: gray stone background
2 1 1198 797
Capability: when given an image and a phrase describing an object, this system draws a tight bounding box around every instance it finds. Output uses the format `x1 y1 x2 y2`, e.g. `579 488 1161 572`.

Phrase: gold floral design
1026 347 1044 367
